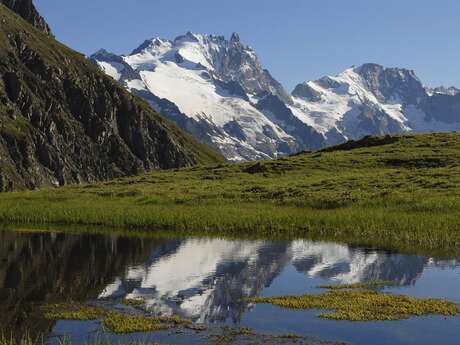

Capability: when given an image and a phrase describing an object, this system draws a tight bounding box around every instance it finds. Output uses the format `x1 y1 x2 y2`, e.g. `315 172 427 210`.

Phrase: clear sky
34 0 460 91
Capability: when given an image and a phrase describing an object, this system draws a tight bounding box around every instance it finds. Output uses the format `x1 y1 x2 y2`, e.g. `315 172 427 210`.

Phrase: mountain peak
130 37 171 55
230 32 241 44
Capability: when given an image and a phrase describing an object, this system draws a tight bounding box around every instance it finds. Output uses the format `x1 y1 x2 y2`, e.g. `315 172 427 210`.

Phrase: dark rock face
356 63 427 104
0 0 51 34
218 34 293 105
292 82 322 102
356 63 460 127
423 92 460 124
256 93 324 151
0 5 221 191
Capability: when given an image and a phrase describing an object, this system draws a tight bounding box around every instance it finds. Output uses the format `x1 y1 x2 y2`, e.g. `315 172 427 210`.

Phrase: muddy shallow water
0 230 459 344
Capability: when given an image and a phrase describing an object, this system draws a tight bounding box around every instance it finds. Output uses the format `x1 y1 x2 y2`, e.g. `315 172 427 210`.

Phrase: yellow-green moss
122 298 145 307
102 313 168 333
102 312 191 334
41 303 192 334
251 290 460 321
42 303 106 321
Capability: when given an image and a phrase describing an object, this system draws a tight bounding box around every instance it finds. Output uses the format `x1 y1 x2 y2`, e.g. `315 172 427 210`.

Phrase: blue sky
35 0 460 90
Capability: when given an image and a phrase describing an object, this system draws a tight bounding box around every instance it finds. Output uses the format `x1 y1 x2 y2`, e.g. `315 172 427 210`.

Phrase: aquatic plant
41 302 192 334
102 312 191 334
102 313 169 333
251 290 460 321
122 298 145 307
42 303 106 321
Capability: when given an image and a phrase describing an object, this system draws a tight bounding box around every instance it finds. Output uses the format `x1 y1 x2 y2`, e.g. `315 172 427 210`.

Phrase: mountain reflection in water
0 230 458 336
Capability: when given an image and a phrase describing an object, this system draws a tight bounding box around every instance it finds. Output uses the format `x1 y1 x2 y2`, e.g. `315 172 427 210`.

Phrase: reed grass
1 133 460 256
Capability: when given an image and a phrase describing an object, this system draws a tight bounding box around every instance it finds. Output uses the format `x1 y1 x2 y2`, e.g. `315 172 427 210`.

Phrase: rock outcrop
0 3 222 191
0 0 51 34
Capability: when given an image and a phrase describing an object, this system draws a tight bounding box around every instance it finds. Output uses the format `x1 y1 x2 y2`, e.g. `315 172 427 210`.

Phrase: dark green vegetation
207 327 311 345
0 331 326 345
1 133 460 256
0 334 166 345
0 2 222 191
251 289 460 321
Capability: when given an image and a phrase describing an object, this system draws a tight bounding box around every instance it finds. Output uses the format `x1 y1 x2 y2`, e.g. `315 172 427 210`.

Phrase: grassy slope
1 133 460 256
0 4 223 168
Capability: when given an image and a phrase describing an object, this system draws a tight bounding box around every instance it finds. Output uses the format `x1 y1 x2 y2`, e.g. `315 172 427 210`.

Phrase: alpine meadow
1 1 460 345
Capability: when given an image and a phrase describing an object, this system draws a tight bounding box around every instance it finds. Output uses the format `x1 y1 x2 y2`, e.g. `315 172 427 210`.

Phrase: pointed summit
230 32 241 44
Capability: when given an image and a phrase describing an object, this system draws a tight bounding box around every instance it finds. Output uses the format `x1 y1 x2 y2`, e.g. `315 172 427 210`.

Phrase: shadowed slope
0 2 223 191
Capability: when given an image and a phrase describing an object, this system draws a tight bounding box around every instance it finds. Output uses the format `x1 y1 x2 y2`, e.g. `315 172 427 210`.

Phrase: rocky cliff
0 2 223 191
0 0 50 34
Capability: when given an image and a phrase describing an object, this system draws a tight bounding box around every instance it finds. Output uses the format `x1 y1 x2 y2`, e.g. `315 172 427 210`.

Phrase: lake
0 230 459 345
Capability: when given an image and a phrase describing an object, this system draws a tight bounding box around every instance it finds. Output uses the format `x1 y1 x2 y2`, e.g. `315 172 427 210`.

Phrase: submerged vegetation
1 133 460 256
251 289 460 321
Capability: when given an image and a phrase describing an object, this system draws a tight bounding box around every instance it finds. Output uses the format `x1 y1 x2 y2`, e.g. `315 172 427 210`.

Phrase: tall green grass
1 133 460 256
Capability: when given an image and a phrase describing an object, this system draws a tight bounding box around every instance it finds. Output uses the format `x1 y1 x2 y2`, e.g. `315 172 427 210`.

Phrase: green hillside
0 133 459 256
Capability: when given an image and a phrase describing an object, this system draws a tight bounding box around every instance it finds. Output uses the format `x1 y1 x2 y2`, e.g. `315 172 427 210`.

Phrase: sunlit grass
1 133 460 256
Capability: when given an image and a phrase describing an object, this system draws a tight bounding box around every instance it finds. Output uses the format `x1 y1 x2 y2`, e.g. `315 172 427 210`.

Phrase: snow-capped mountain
90 32 322 160
91 34 460 161
290 63 460 145
97 238 455 323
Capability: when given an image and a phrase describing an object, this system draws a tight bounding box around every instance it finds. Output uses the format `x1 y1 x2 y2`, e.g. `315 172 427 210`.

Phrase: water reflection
0 231 164 335
99 238 459 323
0 230 458 336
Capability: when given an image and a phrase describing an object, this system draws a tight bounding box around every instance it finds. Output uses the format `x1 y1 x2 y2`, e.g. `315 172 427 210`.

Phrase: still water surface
0 230 459 344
